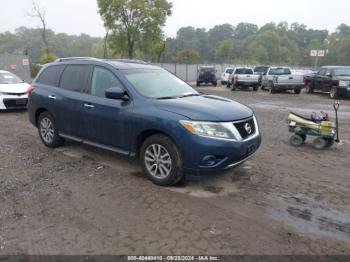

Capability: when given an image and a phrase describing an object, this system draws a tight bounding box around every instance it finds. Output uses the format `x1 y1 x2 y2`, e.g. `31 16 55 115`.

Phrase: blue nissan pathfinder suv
28 58 261 186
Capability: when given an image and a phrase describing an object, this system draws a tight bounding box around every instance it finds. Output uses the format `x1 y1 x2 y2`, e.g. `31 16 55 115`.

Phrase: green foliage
30 63 42 78
175 48 199 63
214 39 235 63
40 53 57 64
97 0 172 59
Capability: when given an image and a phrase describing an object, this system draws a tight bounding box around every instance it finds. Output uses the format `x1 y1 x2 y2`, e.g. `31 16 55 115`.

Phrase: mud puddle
266 193 350 243
168 161 260 198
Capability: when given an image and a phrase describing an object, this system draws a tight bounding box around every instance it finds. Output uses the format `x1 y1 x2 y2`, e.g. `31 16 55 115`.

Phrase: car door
80 66 133 153
323 68 334 92
315 68 326 91
58 64 93 138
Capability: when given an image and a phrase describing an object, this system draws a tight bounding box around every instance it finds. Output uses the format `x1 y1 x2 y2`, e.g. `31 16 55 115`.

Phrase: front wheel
269 82 276 94
38 111 65 148
140 134 184 186
312 137 327 150
290 134 304 147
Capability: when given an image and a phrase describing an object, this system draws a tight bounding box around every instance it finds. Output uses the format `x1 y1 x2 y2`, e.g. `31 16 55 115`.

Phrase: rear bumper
274 84 305 90
235 81 260 86
0 94 28 110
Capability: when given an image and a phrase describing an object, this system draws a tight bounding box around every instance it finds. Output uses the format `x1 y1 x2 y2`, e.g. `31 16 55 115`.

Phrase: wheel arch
35 108 48 127
135 129 180 158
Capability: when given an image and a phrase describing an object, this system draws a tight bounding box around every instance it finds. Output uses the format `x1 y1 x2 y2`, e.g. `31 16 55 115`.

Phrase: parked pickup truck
227 67 261 91
305 66 350 99
262 67 304 94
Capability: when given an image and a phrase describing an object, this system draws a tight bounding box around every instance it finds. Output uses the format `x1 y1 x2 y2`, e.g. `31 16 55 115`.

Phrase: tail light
27 86 34 94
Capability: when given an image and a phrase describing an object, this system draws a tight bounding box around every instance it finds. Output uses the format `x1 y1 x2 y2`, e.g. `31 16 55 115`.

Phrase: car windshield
200 67 215 73
235 68 253 74
226 69 234 74
269 68 291 75
0 72 22 84
122 69 199 99
333 68 350 76
254 67 269 74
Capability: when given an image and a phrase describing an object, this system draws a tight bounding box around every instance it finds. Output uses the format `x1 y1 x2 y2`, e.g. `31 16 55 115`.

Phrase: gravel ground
0 86 349 255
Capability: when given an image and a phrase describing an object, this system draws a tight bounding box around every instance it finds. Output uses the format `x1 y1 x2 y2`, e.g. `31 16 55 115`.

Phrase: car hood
0 82 30 93
155 95 253 121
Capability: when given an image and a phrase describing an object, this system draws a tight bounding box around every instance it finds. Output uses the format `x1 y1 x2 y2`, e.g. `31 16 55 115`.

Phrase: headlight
179 120 237 140
338 80 349 87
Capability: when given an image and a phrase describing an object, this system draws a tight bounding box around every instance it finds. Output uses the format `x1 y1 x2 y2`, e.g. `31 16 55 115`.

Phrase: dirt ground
0 87 349 255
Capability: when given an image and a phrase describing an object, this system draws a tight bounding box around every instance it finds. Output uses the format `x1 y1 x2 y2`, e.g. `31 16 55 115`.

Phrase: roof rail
55 57 102 62
107 59 148 65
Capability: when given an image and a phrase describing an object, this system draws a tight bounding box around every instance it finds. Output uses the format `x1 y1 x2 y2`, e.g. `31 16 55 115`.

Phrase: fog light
201 155 220 167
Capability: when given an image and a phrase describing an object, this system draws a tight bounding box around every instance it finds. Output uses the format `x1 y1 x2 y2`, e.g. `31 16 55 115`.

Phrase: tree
175 48 199 63
28 1 50 56
97 0 172 59
214 39 235 63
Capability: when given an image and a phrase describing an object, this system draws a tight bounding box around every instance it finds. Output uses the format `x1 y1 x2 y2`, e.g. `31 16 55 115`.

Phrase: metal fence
154 63 314 83
0 54 31 83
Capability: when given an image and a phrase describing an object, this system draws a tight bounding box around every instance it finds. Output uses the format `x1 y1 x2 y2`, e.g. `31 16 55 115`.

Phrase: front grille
3 99 28 109
234 118 256 140
2 92 27 96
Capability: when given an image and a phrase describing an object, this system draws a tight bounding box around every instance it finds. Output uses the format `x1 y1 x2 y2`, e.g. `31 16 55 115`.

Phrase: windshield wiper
156 96 178 100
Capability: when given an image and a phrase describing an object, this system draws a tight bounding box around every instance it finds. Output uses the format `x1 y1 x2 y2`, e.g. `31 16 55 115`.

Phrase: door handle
48 95 56 100
84 103 95 109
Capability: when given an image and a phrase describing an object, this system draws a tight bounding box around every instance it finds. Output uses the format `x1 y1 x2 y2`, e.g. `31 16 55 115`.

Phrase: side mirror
105 87 128 100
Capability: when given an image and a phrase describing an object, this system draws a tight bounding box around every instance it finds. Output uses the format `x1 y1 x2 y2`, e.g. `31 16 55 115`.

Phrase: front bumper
337 87 350 96
178 117 262 180
0 94 28 110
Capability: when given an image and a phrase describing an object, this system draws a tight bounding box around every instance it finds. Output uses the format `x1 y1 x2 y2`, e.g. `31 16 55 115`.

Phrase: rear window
225 69 234 74
254 67 269 74
59 65 93 93
235 68 253 74
269 68 291 75
37 65 65 86
200 67 215 73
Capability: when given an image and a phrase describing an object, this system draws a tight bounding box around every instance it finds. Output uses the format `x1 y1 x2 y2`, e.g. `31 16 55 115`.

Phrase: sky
0 0 349 38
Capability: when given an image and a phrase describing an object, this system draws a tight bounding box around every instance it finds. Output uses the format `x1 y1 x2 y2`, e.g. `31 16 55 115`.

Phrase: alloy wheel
40 117 54 144
144 144 172 179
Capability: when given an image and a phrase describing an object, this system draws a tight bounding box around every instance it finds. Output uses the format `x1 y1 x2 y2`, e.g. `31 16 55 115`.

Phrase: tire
213 81 217 87
294 89 301 94
196 81 200 87
232 85 237 91
312 137 327 150
290 134 304 147
253 85 259 91
261 86 265 91
306 84 313 94
269 82 276 94
38 111 65 148
226 82 231 88
326 139 335 148
330 87 339 99
140 134 184 186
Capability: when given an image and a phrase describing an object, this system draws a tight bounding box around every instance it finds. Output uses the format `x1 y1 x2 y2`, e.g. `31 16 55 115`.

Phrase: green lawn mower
287 101 340 150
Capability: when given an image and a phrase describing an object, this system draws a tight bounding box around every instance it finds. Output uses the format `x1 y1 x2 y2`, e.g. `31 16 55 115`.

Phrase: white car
0 70 30 110
220 67 234 85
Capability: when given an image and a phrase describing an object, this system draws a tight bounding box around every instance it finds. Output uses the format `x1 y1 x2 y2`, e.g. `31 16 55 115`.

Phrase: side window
37 65 65 86
318 69 327 76
91 67 123 98
60 65 93 93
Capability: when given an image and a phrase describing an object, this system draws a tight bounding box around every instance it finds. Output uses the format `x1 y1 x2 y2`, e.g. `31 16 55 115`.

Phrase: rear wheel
290 134 304 147
38 111 65 148
269 82 276 94
305 83 314 94
140 134 184 186
312 137 327 150
330 87 339 99
253 85 259 91
294 89 301 94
